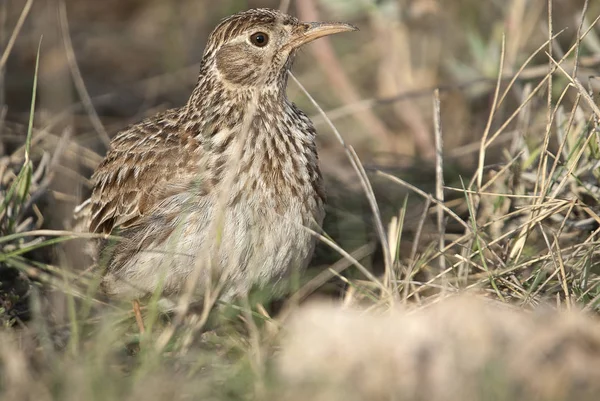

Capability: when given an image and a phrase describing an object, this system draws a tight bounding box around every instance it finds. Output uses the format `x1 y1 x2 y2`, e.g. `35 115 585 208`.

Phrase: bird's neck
182 70 290 140
179 70 319 204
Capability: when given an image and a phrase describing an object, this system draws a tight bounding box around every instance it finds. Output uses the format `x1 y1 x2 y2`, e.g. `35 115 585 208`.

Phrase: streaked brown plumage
74 8 356 305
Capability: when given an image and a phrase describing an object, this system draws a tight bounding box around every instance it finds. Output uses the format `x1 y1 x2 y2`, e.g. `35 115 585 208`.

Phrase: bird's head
201 8 357 90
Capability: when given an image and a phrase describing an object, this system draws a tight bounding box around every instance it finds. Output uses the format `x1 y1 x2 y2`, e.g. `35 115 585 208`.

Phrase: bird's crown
199 8 356 88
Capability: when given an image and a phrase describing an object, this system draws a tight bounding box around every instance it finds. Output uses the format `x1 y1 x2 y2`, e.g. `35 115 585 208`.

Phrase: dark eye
250 32 269 47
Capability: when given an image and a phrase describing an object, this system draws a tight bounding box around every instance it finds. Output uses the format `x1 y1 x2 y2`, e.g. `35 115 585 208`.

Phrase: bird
73 8 357 328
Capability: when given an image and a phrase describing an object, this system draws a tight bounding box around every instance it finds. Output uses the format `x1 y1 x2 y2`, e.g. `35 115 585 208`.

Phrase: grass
1 0 600 400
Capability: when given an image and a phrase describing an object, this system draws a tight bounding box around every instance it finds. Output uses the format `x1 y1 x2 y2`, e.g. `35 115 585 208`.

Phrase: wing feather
88 109 200 234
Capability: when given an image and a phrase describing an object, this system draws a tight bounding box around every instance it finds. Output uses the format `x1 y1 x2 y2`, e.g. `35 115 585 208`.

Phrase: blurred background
2 0 600 289
3 1 599 189
1 0 600 299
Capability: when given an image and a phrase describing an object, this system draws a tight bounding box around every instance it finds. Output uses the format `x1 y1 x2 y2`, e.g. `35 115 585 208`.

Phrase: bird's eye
250 32 269 47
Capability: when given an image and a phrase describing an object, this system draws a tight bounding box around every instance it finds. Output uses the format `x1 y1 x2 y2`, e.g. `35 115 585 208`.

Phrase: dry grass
1 0 600 400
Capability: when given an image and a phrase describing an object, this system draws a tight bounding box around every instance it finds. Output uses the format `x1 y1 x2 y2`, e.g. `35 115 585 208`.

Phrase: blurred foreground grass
2 0 600 400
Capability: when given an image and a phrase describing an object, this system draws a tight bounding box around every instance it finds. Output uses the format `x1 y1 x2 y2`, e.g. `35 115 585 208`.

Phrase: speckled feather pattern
73 8 347 302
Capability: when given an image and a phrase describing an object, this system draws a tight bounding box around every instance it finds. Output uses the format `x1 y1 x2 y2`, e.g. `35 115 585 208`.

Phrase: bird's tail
71 198 92 233
69 198 99 264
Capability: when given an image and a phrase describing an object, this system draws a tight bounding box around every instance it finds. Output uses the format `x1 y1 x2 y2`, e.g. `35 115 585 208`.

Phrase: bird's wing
88 109 201 234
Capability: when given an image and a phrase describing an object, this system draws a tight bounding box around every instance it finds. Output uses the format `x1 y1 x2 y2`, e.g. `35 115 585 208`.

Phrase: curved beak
288 21 358 49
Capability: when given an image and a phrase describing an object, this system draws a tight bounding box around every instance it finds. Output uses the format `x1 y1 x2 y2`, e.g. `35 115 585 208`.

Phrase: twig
0 0 34 72
291 73 392 299
433 89 445 272
16 129 72 223
477 35 506 190
314 53 600 125
573 0 590 78
58 0 111 149
295 0 394 147
377 171 469 231
409 198 431 263
280 243 375 318
0 0 7 109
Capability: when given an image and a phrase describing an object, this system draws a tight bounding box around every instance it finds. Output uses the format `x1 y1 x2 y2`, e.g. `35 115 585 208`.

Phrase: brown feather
73 8 356 302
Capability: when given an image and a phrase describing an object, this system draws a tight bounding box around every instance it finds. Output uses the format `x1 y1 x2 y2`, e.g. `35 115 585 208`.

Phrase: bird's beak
288 21 358 49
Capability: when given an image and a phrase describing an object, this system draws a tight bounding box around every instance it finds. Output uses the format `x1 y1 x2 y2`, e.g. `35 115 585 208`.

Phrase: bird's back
88 108 201 234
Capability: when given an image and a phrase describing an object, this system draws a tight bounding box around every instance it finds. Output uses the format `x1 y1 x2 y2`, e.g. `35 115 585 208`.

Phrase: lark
74 8 356 323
